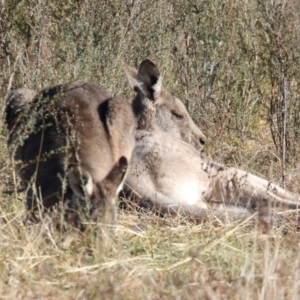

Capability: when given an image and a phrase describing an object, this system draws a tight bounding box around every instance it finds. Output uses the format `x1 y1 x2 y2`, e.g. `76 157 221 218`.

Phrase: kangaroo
124 60 206 151
5 83 136 228
123 59 300 223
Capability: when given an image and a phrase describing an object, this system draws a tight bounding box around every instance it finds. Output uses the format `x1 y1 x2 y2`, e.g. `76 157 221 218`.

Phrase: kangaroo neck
132 95 157 132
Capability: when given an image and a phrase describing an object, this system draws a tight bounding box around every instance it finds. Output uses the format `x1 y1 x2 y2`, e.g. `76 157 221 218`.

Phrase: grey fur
124 60 300 224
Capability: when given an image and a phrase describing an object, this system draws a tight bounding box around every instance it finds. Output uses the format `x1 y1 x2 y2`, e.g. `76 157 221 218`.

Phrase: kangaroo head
124 59 206 151
68 156 128 224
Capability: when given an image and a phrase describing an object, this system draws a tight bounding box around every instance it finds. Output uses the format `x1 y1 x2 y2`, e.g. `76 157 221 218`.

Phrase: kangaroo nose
200 137 206 146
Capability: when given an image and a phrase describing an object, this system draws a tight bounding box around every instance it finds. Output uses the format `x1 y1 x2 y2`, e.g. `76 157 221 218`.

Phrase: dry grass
1 190 300 299
2 0 300 299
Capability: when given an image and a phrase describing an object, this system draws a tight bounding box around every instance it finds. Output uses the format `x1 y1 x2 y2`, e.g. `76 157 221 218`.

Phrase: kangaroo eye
172 111 184 120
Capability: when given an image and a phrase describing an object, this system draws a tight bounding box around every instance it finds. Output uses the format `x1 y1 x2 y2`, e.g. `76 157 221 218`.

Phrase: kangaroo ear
137 59 162 100
98 156 128 198
68 168 94 198
123 62 139 91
